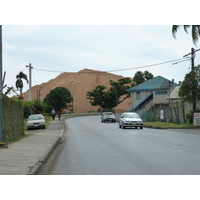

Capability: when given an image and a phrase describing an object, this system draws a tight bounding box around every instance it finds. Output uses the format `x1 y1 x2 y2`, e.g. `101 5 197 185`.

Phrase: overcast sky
2 25 200 95
1 0 199 197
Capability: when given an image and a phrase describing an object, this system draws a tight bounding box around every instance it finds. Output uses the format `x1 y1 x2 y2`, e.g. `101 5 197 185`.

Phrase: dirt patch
20 68 132 113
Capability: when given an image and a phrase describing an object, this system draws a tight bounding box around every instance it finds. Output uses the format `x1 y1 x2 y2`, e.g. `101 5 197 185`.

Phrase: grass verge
144 122 198 129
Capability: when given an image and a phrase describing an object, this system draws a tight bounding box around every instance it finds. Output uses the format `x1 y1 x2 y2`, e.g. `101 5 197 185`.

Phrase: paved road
50 115 200 175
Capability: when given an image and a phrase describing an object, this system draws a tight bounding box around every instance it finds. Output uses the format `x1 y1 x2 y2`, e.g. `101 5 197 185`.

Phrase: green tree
32 99 48 114
109 77 132 104
133 71 145 85
86 78 132 111
23 99 48 118
144 70 154 80
178 66 200 112
133 70 154 85
86 85 107 108
15 71 29 99
44 87 73 112
172 25 200 46
23 101 34 118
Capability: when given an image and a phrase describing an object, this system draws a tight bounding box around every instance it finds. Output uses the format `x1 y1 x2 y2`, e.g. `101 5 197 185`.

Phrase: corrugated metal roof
127 76 178 92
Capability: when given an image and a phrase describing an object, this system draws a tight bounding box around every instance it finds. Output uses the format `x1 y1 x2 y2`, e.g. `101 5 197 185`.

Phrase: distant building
127 76 180 122
168 86 194 123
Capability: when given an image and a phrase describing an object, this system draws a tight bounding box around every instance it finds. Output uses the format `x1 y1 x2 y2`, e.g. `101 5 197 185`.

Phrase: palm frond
192 25 199 46
172 25 181 39
172 25 200 46
183 25 191 33
16 71 29 83
197 25 200 35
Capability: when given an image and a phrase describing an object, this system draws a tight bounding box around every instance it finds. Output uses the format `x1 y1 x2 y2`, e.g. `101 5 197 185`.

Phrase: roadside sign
160 110 164 120
194 113 200 126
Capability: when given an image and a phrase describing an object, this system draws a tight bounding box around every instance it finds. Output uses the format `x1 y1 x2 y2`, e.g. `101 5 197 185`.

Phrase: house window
155 91 168 95
136 91 141 99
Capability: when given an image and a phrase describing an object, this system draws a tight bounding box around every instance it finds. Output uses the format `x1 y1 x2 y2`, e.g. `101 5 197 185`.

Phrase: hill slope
22 68 131 113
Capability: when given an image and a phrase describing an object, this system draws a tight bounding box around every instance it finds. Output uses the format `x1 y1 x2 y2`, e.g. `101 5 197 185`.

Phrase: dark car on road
101 112 116 123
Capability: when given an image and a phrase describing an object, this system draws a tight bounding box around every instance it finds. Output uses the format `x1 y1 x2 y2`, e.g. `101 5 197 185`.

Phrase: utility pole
72 80 74 113
183 47 200 71
183 48 200 112
37 86 42 100
0 25 5 144
191 48 195 71
26 63 33 101
168 79 174 122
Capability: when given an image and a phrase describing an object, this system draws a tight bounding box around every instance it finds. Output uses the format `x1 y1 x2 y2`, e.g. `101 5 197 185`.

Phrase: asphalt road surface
50 115 200 175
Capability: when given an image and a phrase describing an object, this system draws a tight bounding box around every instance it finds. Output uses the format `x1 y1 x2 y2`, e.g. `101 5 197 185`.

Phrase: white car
101 112 116 123
119 112 143 129
27 114 46 130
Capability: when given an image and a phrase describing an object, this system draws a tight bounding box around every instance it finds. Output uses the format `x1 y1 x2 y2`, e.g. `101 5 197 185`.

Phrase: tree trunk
19 88 23 99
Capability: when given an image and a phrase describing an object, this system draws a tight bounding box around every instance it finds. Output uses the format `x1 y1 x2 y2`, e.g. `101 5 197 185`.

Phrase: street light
0 25 5 144
168 79 174 122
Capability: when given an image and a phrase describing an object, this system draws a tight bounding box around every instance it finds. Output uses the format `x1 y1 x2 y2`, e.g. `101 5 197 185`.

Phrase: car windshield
104 112 113 115
123 113 140 118
28 115 43 120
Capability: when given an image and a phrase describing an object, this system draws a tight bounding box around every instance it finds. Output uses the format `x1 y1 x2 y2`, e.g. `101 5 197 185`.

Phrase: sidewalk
0 119 64 175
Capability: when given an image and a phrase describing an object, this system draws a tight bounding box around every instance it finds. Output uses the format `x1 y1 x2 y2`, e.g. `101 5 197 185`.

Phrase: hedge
3 95 24 142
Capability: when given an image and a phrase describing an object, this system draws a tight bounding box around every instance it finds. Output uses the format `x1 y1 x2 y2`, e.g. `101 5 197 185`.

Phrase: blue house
127 76 179 120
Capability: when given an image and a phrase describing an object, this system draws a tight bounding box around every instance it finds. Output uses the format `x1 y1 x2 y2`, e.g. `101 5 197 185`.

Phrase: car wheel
140 126 143 129
135 127 137 129
122 123 125 129
119 123 121 128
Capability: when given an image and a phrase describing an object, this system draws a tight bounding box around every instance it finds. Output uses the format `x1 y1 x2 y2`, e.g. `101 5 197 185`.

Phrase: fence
134 101 192 123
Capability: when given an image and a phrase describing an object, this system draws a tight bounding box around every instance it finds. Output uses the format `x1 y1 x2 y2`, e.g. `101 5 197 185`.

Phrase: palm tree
16 71 28 99
172 25 200 46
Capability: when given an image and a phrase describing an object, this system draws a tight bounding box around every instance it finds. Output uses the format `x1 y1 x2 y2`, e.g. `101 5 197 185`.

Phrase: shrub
3 95 24 142
23 99 48 118
186 108 200 124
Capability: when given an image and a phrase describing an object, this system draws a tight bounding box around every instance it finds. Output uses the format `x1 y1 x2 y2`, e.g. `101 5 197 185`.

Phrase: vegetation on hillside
86 78 132 111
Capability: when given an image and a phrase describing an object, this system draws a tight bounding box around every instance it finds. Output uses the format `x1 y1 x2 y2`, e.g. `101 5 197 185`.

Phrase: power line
34 68 65 73
172 58 190 65
107 58 188 72
33 57 188 74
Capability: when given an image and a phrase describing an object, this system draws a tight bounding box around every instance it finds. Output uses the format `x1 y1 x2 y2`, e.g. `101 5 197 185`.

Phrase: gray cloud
2 25 199 96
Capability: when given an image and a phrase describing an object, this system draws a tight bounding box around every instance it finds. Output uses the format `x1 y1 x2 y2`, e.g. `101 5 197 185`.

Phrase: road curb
27 131 64 175
144 126 200 129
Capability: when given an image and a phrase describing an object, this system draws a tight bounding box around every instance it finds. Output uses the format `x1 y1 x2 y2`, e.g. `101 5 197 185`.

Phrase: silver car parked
119 112 143 129
27 114 46 130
